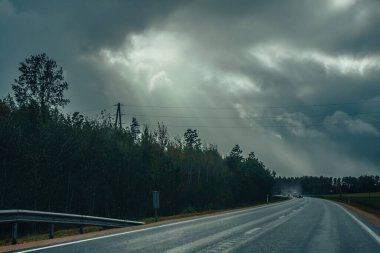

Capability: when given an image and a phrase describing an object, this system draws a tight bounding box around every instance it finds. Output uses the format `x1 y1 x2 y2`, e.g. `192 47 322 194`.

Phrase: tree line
0 53 275 220
274 175 380 195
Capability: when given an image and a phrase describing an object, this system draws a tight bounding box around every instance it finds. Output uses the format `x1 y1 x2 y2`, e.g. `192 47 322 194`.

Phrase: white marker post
153 191 160 221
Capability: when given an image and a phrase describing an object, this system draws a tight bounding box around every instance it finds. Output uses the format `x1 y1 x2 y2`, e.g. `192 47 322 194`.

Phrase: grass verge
143 196 288 224
0 226 103 246
315 192 380 218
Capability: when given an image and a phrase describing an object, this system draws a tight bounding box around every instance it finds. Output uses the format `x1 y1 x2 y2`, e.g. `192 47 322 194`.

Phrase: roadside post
266 194 269 204
49 223 55 239
153 191 160 221
11 222 18 244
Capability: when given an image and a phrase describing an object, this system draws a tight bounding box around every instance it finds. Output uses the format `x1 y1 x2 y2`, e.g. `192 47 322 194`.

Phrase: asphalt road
12 198 380 253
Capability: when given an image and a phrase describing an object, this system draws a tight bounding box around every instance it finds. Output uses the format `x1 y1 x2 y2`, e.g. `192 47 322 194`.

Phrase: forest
0 54 276 220
274 175 380 195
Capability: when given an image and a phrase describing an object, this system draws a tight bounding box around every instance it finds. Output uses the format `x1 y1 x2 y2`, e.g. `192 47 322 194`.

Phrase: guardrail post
11 222 18 244
0 209 145 240
49 224 55 239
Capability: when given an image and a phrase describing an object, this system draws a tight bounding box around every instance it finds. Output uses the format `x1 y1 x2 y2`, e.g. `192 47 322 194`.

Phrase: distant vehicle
292 193 303 198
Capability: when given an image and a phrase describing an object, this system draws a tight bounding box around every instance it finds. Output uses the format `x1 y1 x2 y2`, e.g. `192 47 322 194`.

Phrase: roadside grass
317 192 380 217
0 226 103 246
143 196 288 224
325 192 380 198
0 196 288 246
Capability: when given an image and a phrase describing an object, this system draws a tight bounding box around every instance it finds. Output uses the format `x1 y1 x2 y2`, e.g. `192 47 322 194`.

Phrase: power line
120 119 380 130
122 111 380 121
71 97 380 116
71 98 380 131
119 108 380 130
122 98 380 110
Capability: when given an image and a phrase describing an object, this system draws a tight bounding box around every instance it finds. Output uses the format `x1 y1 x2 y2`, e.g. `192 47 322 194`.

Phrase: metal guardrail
0 209 144 244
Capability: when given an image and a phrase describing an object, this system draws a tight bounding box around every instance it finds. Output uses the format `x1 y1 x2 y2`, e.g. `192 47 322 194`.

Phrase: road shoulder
0 200 288 252
337 202 380 228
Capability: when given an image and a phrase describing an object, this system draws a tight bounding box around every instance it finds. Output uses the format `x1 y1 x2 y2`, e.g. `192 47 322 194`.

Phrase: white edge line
244 227 261 235
333 202 380 244
13 199 293 252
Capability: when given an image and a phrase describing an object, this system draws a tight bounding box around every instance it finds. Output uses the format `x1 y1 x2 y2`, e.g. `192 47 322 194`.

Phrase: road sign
153 191 159 209
153 191 159 221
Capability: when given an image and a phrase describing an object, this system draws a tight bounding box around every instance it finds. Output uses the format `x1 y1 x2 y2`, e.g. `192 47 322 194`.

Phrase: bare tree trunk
0 160 6 208
65 170 71 213
206 165 209 184
105 200 110 217
90 190 96 215
197 165 201 185
188 159 192 185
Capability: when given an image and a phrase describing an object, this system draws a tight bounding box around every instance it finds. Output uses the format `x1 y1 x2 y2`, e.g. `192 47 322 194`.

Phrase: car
292 193 303 198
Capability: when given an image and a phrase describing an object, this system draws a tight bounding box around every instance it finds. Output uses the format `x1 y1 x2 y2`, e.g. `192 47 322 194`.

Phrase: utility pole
114 103 123 130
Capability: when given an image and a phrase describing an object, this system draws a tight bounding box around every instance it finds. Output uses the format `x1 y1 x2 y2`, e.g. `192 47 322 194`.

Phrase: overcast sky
1 0 380 177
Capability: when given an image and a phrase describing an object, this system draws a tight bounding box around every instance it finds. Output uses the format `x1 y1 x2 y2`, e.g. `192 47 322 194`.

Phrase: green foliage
1 55 276 220
130 117 141 141
275 175 380 196
229 144 243 160
12 53 69 110
0 103 276 219
184 129 201 150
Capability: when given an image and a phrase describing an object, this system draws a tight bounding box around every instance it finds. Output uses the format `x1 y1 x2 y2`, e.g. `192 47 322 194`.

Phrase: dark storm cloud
1 0 380 176
9 0 188 50
0 0 187 102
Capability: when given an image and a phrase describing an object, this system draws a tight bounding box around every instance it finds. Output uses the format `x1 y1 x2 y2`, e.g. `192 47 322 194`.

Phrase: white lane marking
278 215 285 219
166 208 287 253
245 227 261 235
14 200 294 253
209 202 305 253
334 203 380 244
